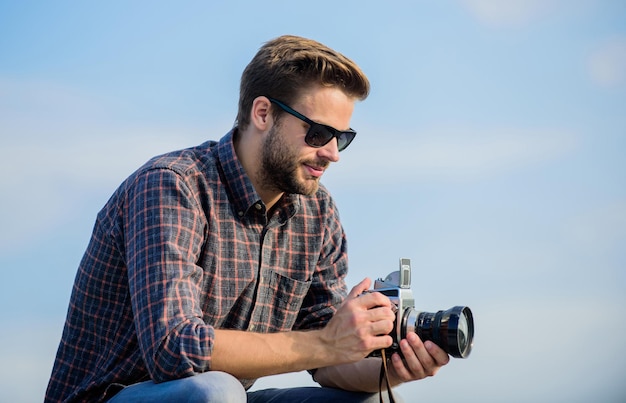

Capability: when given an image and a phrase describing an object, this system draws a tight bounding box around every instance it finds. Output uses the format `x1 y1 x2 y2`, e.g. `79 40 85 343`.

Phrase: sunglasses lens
305 124 356 151
337 131 356 151
306 125 334 147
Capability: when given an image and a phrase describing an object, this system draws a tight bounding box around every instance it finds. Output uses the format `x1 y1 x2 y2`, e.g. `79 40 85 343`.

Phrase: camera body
368 258 474 359
371 258 415 353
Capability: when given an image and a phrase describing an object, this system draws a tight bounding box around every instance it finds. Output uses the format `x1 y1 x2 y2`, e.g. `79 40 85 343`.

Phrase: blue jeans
107 371 384 402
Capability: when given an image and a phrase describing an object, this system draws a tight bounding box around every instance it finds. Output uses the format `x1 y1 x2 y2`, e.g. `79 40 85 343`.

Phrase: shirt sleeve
293 195 349 330
123 167 214 383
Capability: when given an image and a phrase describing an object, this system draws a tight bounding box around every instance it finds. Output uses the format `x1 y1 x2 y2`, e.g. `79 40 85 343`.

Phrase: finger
365 305 395 323
366 314 395 336
403 333 447 377
354 291 393 312
389 352 414 382
425 340 450 366
387 334 431 381
347 278 372 299
368 334 395 353
407 333 435 367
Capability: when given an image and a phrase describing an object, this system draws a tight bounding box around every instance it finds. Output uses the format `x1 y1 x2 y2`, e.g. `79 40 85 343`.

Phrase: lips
304 163 325 178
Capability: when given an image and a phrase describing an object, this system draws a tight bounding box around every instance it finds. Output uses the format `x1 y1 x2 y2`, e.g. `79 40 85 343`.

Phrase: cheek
280 119 309 147
263 129 297 167
276 131 307 160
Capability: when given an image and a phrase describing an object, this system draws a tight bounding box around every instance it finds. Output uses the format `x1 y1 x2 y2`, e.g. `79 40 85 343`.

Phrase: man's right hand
319 278 396 364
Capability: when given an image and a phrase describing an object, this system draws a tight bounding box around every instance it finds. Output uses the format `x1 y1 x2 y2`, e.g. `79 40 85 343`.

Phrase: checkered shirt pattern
45 130 348 402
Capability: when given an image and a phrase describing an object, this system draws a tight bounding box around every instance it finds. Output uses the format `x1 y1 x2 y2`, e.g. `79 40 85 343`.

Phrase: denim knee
186 371 247 403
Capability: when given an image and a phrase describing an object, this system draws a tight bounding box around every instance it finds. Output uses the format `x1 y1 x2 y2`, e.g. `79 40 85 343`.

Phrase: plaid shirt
45 129 348 402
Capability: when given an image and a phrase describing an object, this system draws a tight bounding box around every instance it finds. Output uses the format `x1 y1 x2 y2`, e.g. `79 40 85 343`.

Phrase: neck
233 127 283 211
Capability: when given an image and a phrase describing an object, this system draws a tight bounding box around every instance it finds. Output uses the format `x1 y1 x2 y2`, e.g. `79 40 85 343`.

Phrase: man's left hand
388 333 450 382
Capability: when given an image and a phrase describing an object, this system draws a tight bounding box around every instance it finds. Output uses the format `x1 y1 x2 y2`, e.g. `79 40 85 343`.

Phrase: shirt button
249 325 256 331
238 211 244 217
255 203 262 210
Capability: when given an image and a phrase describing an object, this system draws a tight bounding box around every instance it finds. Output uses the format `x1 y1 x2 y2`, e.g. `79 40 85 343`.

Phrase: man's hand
313 334 450 392
319 278 396 364
313 281 450 392
388 332 450 382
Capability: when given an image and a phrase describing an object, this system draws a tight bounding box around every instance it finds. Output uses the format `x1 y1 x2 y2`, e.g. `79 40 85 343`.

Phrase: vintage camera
369 258 474 359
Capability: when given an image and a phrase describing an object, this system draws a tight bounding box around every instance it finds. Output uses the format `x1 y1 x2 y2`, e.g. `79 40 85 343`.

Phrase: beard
258 125 327 196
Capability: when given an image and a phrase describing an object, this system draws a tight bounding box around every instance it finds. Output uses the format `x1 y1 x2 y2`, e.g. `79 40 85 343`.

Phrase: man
46 35 449 402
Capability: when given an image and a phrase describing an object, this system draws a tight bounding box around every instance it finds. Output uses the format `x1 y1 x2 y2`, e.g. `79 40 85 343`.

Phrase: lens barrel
402 306 474 358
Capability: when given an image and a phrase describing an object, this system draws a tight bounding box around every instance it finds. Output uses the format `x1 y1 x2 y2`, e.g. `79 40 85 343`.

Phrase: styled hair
236 35 370 130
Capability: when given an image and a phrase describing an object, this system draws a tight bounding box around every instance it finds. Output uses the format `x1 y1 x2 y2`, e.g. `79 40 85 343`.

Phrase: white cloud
588 38 626 88
460 0 561 28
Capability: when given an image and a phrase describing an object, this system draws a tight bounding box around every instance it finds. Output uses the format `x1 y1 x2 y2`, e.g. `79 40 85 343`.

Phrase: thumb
347 277 372 299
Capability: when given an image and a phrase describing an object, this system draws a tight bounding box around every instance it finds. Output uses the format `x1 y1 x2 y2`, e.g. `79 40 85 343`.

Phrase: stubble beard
259 126 325 196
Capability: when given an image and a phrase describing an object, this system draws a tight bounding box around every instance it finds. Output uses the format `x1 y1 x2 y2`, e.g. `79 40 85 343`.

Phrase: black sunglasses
268 98 357 152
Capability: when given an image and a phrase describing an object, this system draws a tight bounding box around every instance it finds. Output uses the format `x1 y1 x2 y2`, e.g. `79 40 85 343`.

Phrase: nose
317 138 340 163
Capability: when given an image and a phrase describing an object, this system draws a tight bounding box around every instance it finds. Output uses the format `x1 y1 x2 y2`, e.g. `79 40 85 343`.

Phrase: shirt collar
215 129 263 218
215 129 302 222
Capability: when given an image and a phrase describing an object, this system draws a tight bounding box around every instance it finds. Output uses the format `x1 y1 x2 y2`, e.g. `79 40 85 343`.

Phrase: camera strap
378 349 397 403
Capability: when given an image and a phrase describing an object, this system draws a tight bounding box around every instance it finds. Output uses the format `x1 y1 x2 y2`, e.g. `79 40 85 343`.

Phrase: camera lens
402 306 474 358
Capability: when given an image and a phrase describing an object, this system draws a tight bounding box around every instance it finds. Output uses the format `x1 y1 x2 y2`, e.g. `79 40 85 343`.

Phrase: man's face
258 86 354 196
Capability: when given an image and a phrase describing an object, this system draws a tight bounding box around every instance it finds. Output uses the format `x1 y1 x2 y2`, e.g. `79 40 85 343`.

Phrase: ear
250 96 272 132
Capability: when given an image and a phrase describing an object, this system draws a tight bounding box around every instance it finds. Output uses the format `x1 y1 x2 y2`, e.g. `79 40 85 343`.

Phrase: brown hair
236 35 370 130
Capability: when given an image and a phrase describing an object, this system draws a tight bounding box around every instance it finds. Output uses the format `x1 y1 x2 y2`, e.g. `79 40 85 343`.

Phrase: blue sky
1 1 625 401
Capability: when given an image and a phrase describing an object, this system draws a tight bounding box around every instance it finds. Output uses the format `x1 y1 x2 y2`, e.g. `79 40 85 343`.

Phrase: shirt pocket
261 269 311 332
